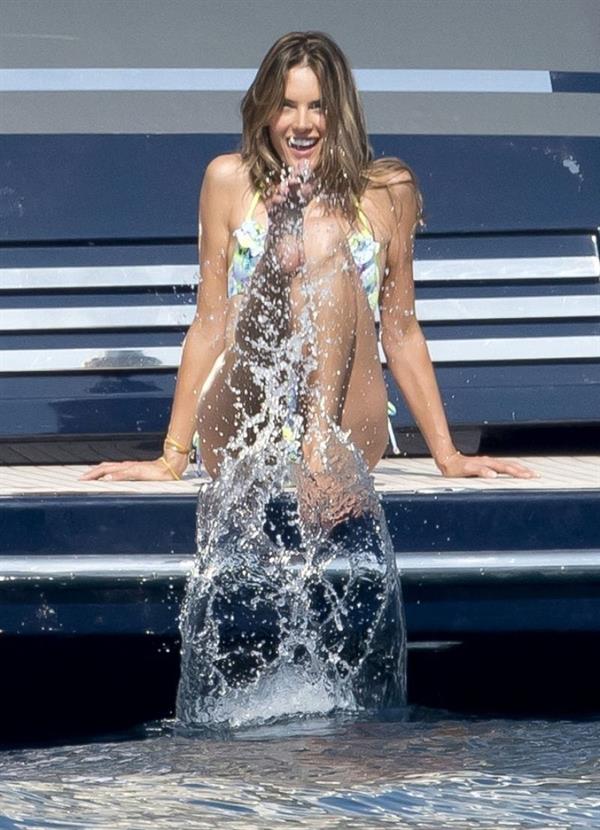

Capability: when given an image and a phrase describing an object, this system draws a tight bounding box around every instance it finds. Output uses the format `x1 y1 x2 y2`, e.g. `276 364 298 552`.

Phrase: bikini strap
245 190 262 221
353 196 372 236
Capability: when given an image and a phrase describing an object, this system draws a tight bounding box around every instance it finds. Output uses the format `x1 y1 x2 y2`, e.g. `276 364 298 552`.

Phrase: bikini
223 191 400 456
228 191 381 310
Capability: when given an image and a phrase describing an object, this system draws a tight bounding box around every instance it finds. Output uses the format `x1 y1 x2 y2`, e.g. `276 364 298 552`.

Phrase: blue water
1 711 599 828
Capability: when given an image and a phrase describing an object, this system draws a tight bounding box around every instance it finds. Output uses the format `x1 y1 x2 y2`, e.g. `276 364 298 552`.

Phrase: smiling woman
240 32 372 221
81 30 536 485
268 67 325 162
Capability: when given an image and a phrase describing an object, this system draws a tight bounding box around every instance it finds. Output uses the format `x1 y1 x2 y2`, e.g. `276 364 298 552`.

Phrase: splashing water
176 175 406 731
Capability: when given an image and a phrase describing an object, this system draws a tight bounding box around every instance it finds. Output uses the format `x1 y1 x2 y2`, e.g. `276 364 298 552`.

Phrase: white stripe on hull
0 68 554 94
3 295 599 331
2 336 598 373
1 254 597 292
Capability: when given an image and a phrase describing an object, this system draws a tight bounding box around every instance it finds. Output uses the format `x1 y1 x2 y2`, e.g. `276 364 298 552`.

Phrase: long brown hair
241 31 424 226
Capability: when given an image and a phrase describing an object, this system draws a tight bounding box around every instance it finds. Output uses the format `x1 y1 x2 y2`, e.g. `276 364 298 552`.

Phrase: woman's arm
379 172 537 479
80 156 234 481
163 156 234 455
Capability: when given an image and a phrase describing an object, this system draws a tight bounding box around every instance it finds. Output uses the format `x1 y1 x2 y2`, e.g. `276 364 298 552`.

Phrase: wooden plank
0 457 598 497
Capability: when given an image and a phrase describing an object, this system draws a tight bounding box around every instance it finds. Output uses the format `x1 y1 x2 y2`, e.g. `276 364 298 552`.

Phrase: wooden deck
1 455 598 496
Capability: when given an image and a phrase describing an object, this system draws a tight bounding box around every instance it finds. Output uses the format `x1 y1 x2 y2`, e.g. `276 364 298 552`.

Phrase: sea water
1 714 600 828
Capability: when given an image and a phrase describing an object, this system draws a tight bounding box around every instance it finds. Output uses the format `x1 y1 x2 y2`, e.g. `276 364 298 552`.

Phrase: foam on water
175 176 406 731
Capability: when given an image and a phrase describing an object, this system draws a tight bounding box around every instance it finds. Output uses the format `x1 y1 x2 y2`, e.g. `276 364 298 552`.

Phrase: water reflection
1 716 599 828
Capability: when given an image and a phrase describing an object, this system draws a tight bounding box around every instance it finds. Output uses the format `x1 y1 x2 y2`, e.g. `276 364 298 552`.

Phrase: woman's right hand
79 449 190 482
263 171 314 275
265 166 315 235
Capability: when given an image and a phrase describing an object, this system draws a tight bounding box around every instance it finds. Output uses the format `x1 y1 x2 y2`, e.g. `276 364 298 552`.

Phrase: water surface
1 713 599 829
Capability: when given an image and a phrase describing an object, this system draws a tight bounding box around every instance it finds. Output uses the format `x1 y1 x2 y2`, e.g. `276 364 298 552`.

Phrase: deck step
1 457 598 639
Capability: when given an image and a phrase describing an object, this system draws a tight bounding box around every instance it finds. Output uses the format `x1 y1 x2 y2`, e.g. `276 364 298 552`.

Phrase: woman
82 31 535 486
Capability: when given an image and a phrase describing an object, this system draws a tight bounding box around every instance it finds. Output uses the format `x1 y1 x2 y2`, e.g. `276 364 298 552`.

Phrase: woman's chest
227 219 383 312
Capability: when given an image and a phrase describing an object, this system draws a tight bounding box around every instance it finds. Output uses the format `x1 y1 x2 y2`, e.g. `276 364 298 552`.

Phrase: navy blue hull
1 489 598 638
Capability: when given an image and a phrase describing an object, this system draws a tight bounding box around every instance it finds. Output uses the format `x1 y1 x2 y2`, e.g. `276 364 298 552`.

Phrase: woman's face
267 64 326 172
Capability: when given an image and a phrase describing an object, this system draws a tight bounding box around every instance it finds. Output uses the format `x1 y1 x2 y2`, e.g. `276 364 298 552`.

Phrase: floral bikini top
227 192 382 311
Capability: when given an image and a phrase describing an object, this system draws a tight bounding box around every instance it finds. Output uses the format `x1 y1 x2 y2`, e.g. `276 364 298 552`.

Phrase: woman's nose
293 108 310 130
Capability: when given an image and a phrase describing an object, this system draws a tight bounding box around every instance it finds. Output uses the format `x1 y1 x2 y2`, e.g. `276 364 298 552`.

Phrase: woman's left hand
437 450 540 480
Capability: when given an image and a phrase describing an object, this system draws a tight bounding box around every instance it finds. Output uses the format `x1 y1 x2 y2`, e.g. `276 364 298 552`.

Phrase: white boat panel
3 295 599 331
1 254 597 291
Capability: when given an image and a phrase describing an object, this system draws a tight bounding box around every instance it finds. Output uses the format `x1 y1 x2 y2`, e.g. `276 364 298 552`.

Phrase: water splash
176 177 406 731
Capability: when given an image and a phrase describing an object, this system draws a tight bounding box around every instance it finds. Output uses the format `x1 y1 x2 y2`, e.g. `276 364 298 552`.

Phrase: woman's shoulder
363 157 424 233
204 153 248 188
365 158 418 192
201 154 254 227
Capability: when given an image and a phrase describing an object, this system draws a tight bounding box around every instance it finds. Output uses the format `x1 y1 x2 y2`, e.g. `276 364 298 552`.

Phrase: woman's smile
287 135 319 158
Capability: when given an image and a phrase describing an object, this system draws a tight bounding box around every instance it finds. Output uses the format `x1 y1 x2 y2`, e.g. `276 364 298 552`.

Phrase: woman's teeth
288 137 318 150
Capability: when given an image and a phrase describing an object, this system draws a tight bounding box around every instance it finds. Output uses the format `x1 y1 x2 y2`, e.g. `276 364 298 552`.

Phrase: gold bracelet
439 449 462 465
159 455 182 481
164 433 191 454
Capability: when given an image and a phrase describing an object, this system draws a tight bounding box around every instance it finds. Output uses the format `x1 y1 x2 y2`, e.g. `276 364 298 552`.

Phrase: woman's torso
198 156 395 473
220 157 393 314
227 191 383 312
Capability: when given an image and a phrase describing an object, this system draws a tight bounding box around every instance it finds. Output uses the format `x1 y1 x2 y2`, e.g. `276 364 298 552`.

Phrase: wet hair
240 30 424 226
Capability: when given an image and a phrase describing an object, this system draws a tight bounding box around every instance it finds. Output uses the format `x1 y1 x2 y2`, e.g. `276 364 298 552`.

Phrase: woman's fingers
79 462 137 481
446 454 540 480
79 461 127 480
78 459 171 481
266 170 314 214
492 460 539 478
287 176 313 204
98 464 140 481
475 456 539 479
